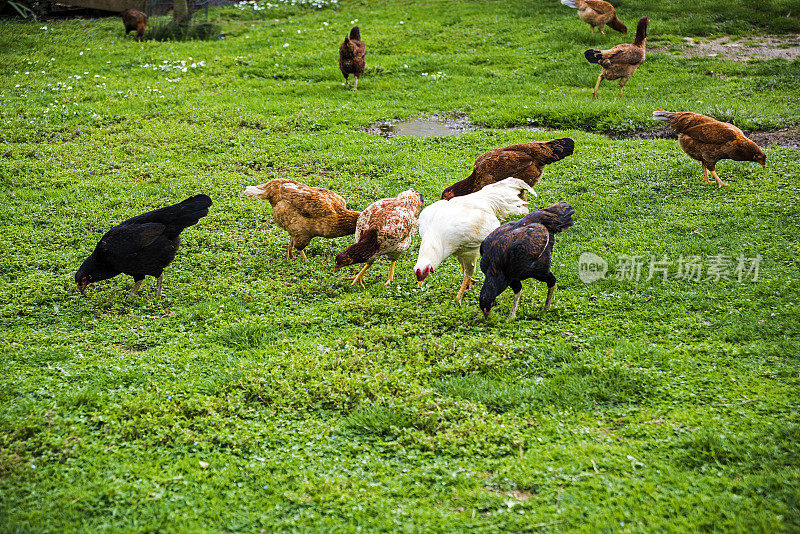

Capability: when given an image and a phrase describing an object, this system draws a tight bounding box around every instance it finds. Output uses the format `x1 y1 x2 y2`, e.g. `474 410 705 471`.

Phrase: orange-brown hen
652 111 767 187
441 138 575 200
584 16 648 99
561 0 627 35
245 179 360 259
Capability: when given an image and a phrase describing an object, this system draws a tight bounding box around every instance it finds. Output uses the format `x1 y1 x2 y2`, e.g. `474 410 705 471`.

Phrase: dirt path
652 34 800 61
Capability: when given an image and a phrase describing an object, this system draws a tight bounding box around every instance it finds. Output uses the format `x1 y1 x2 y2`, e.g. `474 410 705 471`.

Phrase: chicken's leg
299 249 308 261
353 76 359 91
129 279 143 297
592 73 604 100
344 262 372 288
384 260 396 285
543 285 555 313
711 170 729 188
617 77 629 97
455 257 479 305
155 273 164 299
508 290 522 320
701 164 710 183
286 239 294 259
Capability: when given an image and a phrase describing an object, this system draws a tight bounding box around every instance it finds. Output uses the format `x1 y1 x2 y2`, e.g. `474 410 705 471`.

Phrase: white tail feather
652 110 672 122
244 185 264 198
560 0 578 8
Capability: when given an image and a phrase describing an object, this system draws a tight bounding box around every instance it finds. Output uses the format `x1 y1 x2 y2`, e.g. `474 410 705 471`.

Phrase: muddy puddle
365 114 799 150
363 114 479 138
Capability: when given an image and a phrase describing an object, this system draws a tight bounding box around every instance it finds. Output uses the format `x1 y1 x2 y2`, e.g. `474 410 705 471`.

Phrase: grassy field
1 0 799 531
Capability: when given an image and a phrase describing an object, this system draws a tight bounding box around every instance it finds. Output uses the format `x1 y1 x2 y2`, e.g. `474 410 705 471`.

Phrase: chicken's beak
417 280 424 287
482 309 491 320
333 266 340 272
77 283 86 296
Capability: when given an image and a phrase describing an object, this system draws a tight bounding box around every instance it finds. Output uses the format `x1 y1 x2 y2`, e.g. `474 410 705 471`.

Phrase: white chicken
414 178 535 304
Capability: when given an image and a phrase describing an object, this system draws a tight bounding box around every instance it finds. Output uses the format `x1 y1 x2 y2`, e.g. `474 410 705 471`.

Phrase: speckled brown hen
338 26 366 91
245 179 360 260
441 138 574 200
584 16 648 99
652 111 766 187
335 190 423 287
561 0 627 35
121 9 148 42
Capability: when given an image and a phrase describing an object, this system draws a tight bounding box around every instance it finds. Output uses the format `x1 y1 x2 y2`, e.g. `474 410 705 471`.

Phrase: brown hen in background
561 0 627 35
584 16 648 99
121 9 148 42
338 26 366 91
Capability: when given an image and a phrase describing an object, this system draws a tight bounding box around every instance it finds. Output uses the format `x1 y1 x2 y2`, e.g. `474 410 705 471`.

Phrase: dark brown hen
338 26 366 90
441 138 574 200
479 202 575 319
75 195 212 298
121 9 148 42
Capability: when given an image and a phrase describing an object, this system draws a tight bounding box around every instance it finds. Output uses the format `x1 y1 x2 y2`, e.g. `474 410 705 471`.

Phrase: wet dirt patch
363 113 799 150
652 34 800 61
364 114 479 138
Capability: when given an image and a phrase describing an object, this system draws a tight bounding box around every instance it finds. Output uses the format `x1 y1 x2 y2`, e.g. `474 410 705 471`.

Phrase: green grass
1 0 799 531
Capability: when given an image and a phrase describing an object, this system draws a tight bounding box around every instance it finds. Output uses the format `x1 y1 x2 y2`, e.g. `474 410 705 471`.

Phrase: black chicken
479 202 575 319
75 195 212 298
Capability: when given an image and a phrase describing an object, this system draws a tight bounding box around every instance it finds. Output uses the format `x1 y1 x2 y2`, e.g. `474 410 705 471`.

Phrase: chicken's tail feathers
652 110 675 122
584 49 602 64
171 194 213 228
244 185 266 198
529 202 575 234
543 137 575 164
127 194 212 233
608 17 627 34
560 0 579 8
349 26 361 40
181 194 213 209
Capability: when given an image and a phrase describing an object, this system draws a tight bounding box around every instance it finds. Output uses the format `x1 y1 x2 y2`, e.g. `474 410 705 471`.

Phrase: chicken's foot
344 262 372 288
711 170 729 187
384 260 396 285
129 279 143 297
543 285 555 313
508 290 522 320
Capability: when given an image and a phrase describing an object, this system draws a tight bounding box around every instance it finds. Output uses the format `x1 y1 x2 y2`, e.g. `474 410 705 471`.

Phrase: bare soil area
653 35 800 61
